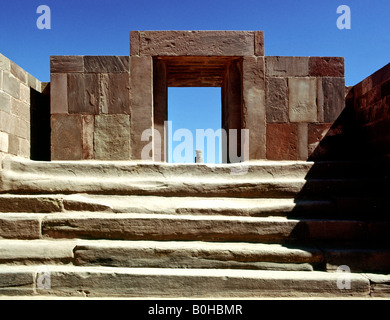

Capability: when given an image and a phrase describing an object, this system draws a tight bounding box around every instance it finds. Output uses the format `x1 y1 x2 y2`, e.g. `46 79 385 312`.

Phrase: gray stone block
94 114 130 160
0 90 11 113
2 72 20 99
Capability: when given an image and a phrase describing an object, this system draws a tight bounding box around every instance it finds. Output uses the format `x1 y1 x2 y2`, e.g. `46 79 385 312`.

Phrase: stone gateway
0 31 389 298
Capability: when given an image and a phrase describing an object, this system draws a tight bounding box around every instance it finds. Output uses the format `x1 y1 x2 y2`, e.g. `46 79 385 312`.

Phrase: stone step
0 194 334 216
0 239 389 273
73 240 323 271
1 212 389 243
1 194 389 220
3 156 386 180
0 265 375 298
1 157 387 198
0 239 76 265
1 177 387 199
37 213 389 244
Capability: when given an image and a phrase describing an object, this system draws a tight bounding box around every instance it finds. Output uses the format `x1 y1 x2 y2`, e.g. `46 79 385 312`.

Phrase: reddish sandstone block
136 31 256 56
242 56 266 160
371 62 390 89
68 74 99 114
265 57 309 77
50 56 84 73
51 114 82 160
321 77 345 122
103 73 130 114
308 123 332 156
254 31 265 56
266 77 288 122
129 56 153 160
130 31 140 56
309 57 344 77
266 123 298 160
50 73 68 114
84 56 129 73
297 123 308 160
381 79 390 98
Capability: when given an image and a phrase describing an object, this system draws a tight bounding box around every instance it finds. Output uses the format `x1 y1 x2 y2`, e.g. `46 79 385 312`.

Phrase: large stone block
266 123 298 160
288 78 317 123
27 73 40 92
68 74 99 114
0 214 41 239
99 73 130 114
266 77 288 122
130 31 140 56
242 56 266 160
10 98 29 123
0 111 10 132
254 31 265 56
134 31 256 56
308 123 332 156
50 73 68 114
94 114 130 160
84 56 129 73
50 56 84 73
10 61 27 84
19 83 30 105
309 57 344 77
19 138 29 158
2 72 20 99
130 56 153 160
82 115 94 160
51 114 83 160
8 134 19 155
0 90 11 113
265 57 309 77
0 54 10 71
321 77 345 122
0 131 8 153
297 123 308 160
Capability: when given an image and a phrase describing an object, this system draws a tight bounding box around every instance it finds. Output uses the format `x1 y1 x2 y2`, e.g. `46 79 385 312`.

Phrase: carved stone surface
288 78 317 123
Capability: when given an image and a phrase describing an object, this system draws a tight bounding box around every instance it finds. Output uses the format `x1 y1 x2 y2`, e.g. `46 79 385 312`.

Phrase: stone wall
348 63 390 161
50 56 130 160
0 53 43 160
265 57 345 160
50 31 346 162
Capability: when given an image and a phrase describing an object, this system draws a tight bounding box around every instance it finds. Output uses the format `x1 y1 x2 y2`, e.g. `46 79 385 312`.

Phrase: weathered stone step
1 212 389 243
73 240 323 271
323 246 390 273
0 194 333 216
0 265 374 298
0 239 389 273
2 156 385 180
1 193 389 220
37 213 390 244
1 156 387 198
0 239 76 265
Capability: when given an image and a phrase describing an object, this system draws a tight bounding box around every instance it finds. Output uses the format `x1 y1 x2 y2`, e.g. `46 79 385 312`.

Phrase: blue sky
1 0 389 162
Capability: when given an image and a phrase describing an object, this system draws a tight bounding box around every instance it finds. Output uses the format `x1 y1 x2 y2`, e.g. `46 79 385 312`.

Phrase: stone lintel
131 31 264 57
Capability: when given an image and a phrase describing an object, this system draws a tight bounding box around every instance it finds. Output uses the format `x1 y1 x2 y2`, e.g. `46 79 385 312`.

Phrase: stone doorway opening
167 87 222 164
153 56 243 164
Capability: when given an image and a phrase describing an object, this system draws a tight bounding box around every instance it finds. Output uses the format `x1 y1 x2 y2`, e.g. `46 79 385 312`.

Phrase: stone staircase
0 155 389 298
